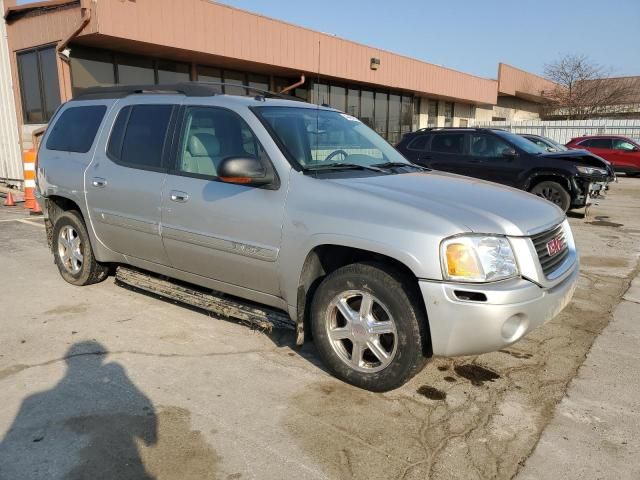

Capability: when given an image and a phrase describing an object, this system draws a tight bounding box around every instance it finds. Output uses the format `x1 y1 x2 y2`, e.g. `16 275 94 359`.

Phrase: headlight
576 166 607 175
441 235 519 282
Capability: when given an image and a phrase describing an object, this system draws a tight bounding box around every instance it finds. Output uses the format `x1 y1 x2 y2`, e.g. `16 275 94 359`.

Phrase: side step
115 266 295 332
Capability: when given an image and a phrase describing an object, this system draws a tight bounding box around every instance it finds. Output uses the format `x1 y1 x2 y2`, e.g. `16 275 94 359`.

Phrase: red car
566 136 640 177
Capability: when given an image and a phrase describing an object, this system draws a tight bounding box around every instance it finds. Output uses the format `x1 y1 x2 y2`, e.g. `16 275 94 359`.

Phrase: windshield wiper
372 162 430 171
303 163 388 173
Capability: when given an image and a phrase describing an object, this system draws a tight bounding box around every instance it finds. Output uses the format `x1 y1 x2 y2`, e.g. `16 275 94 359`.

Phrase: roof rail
72 81 308 102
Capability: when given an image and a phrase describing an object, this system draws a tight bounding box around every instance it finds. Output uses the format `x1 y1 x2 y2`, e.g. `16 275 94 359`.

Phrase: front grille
531 223 569 277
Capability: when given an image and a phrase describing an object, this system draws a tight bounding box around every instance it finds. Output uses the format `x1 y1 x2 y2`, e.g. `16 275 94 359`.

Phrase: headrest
188 133 220 157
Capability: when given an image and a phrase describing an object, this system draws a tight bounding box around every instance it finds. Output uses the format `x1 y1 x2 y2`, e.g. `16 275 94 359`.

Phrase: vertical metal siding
0 0 23 185
471 119 640 145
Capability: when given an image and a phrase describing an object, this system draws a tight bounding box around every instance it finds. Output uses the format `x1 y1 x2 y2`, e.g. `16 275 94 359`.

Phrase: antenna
314 38 321 164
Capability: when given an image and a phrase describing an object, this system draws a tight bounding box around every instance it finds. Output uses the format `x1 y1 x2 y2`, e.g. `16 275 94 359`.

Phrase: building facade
2 0 552 167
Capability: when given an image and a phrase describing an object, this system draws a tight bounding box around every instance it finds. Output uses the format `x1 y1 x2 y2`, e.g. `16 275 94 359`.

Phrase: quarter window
17 46 61 123
46 106 107 153
177 107 265 179
107 105 173 170
431 133 465 154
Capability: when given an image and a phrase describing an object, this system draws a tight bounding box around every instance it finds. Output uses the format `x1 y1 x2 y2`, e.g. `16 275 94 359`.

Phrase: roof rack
72 81 308 102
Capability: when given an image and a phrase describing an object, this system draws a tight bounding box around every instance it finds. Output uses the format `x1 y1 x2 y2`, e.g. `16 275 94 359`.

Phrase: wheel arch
524 171 573 193
294 243 432 356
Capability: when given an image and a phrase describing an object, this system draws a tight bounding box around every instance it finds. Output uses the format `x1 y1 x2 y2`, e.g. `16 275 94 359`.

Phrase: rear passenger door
86 100 177 265
421 132 467 174
160 105 286 297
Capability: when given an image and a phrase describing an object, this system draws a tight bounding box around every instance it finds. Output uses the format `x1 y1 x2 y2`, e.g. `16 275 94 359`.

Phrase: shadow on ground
0 341 219 480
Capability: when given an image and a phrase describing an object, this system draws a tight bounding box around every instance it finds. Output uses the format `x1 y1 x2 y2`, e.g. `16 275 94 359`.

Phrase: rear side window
107 104 173 170
431 133 465 154
46 105 106 153
580 138 612 149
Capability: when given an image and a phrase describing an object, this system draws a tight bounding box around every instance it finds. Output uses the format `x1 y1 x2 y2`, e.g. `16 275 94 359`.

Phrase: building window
444 102 454 127
374 92 388 139
401 96 412 135
346 88 360 117
312 82 329 105
329 85 346 111
248 74 269 94
427 100 438 127
412 98 421 131
196 66 223 93
70 48 116 98
116 54 155 85
17 45 61 124
387 94 401 145
459 119 469 127
360 90 374 128
157 60 190 84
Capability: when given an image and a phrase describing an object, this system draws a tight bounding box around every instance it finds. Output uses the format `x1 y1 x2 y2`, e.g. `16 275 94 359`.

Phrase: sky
16 0 640 79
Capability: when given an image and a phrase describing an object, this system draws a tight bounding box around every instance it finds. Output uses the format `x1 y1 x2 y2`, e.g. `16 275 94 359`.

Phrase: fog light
501 314 529 342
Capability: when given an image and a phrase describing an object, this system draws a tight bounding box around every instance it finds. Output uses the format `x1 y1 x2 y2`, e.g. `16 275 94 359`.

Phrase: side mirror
218 156 274 187
502 148 518 158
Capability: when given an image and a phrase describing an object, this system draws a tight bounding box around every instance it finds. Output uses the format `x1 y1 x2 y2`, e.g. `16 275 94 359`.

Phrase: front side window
254 106 410 169
612 139 636 151
470 134 511 158
430 133 464 154
17 46 61 123
493 130 546 155
107 104 173 170
46 106 107 153
177 107 265 178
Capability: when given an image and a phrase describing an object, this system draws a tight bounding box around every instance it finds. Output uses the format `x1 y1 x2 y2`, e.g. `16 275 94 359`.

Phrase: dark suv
397 128 610 212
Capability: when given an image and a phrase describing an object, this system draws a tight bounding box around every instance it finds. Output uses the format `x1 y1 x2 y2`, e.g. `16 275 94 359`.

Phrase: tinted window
177 107 265 178
70 47 116 96
117 54 155 85
374 92 388 138
46 106 107 153
443 102 454 128
248 74 269 94
224 70 246 96
360 90 374 128
407 136 429 151
157 61 190 84
470 134 511 157
108 105 173 169
388 94 401 145
346 89 360 117
17 46 61 123
580 138 612 149
196 66 223 93
612 139 636 151
431 133 464 154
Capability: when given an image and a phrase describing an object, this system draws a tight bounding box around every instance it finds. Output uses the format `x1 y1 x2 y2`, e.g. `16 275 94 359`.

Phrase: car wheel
310 262 429 392
52 210 109 286
530 181 571 212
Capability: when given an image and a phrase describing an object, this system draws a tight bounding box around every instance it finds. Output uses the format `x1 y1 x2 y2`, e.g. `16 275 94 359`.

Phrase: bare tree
541 54 635 120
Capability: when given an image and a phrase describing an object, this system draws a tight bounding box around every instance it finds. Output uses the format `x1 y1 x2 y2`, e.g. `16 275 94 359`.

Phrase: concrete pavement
0 179 639 479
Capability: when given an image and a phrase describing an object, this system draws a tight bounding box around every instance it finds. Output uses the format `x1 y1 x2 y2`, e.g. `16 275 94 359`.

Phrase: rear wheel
530 181 571 212
52 210 109 286
310 262 428 392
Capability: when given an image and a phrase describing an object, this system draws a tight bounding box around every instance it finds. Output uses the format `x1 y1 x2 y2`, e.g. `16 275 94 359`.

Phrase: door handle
92 177 107 188
169 190 189 203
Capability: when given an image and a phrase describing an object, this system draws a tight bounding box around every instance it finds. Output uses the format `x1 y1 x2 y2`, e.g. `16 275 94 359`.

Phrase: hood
543 149 612 169
330 171 565 236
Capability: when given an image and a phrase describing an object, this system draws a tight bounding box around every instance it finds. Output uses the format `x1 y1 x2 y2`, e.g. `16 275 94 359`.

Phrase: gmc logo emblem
546 237 564 256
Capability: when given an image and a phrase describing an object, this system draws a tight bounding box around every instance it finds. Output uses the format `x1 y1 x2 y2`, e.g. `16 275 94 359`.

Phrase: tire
52 210 109 286
626 172 640 178
529 181 571 212
310 262 429 392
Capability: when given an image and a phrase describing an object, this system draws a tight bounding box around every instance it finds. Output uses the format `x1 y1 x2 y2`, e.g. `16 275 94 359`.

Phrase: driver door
160 106 287 296
468 133 521 186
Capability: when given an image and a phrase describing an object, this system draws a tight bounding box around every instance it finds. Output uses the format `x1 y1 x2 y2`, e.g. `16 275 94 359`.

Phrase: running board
115 266 295 332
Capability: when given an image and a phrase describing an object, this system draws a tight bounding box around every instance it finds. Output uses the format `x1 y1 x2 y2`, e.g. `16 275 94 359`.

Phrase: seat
182 133 221 176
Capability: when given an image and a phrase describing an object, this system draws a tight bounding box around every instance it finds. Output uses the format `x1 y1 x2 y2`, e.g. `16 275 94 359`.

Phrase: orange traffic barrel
23 149 36 210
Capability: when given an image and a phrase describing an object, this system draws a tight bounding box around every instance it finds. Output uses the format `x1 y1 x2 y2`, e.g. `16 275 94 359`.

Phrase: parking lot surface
1 180 639 480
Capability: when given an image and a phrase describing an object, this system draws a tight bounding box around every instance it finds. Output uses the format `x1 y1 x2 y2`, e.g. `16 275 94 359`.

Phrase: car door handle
91 177 107 188
169 190 189 203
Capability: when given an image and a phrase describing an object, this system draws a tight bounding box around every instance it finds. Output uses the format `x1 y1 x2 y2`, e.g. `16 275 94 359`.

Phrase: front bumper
419 260 579 357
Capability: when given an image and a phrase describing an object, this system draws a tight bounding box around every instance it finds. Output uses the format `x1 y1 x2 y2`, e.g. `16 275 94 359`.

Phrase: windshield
493 130 547 155
253 106 410 170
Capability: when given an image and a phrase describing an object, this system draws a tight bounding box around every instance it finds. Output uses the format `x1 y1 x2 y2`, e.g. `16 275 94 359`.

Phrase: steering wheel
325 149 349 162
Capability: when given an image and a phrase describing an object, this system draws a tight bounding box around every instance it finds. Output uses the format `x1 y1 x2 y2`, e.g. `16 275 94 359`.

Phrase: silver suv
36 84 579 391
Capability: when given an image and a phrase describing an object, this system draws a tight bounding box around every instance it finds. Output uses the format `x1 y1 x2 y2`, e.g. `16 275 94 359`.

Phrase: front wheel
52 210 110 286
529 181 571 212
310 263 429 392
